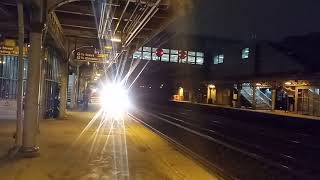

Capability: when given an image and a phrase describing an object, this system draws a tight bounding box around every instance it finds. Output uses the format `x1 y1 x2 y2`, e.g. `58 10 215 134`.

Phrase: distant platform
173 100 320 121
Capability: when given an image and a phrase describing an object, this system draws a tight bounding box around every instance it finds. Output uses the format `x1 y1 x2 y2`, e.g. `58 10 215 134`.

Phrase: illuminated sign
75 51 109 63
0 46 28 56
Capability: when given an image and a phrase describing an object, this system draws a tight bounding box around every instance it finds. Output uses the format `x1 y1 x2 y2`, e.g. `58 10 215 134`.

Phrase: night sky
169 0 320 41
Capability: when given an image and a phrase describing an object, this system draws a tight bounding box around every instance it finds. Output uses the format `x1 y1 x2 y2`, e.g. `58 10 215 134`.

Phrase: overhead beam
63 27 97 39
55 9 94 16
66 34 97 39
61 24 96 30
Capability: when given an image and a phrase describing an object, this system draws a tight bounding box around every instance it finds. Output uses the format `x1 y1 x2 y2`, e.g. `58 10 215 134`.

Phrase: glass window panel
188 51 196 56
152 52 160 60
142 52 151 60
188 56 196 64
213 56 219 64
143 47 151 52
13 56 17 79
133 51 142 59
219 54 224 63
161 54 169 62
196 57 204 65
152 48 158 52
23 59 28 79
4 56 8 78
181 57 187 63
163 49 169 53
242 48 250 59
171 50 178 54
138 47 142 51
170 54 178 62
197 52 204 57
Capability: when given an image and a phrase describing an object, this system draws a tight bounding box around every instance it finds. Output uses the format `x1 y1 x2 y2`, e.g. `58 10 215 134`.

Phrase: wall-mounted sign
0 46 28 56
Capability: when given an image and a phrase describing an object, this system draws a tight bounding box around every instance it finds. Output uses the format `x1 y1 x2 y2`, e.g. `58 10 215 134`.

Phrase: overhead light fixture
96 73 101 76
208 84 215 89
284 81 292 85
256 83 262 86
111 37 121 42
104 45 112 50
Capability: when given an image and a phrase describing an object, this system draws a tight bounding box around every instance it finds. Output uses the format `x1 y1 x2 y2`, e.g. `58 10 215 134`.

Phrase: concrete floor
0 109 217 180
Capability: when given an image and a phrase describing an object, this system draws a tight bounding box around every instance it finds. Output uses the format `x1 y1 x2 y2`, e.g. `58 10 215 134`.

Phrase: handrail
241 86 271 108
241 88 253 103
256 89 272 106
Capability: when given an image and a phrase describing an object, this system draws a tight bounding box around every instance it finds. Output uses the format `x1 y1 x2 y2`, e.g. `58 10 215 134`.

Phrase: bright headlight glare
100 84 130 115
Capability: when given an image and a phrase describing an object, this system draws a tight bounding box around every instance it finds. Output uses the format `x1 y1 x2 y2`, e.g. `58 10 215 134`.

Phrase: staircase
67 74 75 106
241 85 272 109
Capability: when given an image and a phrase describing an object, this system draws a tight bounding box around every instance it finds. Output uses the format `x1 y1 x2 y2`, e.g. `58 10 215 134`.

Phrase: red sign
155 48 164 57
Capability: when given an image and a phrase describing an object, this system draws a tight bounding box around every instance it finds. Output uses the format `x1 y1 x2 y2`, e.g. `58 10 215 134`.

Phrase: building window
162 54 169 62
196 52 204 65
143 52 151 60
213 54 224 64
170 50 178 63
187 51 196 64
142 47 152 60
242 48 250 59
133 51 142 59
196 57 204 65
152 48 160 61
161 49 170 62
133 47 204 65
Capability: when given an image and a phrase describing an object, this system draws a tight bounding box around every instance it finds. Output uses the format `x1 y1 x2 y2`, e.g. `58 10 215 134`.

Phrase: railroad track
129 105 320 179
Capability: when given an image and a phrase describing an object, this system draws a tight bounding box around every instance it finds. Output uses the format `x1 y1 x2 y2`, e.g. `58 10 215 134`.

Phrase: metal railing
256 88 272 106
241 86 271 109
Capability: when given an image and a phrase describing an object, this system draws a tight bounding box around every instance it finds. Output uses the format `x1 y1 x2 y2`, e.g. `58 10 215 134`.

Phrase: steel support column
271 89 276 111
75 64 80 109
21 31 42 156
252 84 257 110
59 62 68 119
70 73 76 109
236 83 242 108
16 0 24 148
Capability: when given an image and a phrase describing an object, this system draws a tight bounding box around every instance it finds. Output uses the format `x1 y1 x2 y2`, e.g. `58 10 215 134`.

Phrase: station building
132 33 320 117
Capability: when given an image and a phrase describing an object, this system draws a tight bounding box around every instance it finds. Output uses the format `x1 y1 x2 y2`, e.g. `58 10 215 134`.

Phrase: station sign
0 39 28 56
75 50 109 63
0 46 28 56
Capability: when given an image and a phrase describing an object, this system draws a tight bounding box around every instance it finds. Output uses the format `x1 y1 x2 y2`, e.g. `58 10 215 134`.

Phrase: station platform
0 108 217 180
176 101 320 121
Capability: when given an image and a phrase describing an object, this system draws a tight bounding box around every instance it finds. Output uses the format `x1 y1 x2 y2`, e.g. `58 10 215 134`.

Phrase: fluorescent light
284 81 292 85
111 37 121 42
208 84 215 89
104 45 112 49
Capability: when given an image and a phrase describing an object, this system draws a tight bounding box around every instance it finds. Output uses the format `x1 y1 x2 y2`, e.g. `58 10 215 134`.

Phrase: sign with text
0 46 28 56
75 51 108 63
